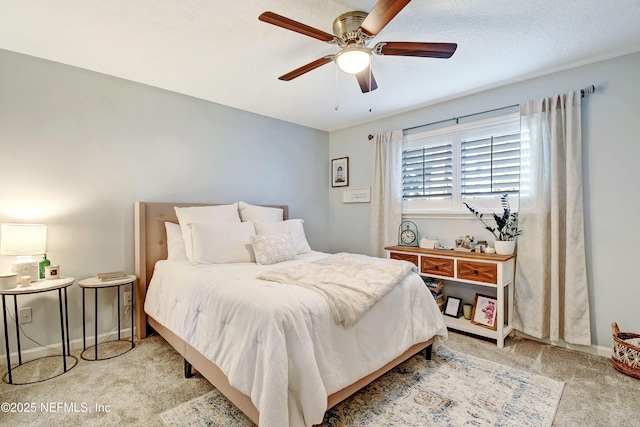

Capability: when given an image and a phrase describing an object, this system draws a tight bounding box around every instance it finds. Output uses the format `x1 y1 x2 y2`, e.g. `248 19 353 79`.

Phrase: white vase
494 240 516 255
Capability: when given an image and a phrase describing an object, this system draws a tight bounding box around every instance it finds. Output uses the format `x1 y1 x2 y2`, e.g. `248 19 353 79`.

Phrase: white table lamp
0 223 47 284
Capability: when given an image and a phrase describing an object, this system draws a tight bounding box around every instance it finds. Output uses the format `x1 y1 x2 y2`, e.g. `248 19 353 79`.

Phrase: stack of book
97 271 128 282
424 277 445 312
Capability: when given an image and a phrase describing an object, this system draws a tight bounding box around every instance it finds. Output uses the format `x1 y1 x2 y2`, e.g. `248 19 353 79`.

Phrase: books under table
97 271 128 282
424 277 445 311
424 277 444 292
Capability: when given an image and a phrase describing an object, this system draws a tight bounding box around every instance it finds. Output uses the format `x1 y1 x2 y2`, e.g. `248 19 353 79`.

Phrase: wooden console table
386 246 516 348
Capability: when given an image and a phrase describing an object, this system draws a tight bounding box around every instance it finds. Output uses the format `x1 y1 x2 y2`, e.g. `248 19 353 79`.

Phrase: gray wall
329 51 640 353
0 49 329 354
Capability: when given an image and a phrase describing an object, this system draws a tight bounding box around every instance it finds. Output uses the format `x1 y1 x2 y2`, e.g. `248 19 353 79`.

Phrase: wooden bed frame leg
184 359 194 378
425 344 433 360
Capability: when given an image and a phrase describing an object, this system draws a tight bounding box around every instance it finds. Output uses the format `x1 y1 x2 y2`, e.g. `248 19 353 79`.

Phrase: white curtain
514 91 591 345
370 130 403 257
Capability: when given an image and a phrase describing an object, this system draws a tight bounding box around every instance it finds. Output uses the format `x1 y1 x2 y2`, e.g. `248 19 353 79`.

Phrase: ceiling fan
258 0 457 93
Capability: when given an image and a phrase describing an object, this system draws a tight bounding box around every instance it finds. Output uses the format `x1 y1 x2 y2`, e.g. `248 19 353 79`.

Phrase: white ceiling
2 0 640 132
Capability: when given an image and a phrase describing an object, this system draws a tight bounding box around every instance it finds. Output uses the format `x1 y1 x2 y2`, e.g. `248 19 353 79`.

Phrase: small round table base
81 339 135 361
2 355 78 385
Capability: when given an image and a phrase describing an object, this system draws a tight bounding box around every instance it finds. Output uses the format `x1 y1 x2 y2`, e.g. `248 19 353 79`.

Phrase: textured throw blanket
257 253 417 326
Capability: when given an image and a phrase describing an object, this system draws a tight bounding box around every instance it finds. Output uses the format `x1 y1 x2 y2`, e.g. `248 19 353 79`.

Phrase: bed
134 201 447 427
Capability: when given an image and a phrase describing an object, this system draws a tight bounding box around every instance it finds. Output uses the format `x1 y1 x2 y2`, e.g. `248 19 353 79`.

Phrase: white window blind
460 131 521 198
402 143 453 200
402 112 520 214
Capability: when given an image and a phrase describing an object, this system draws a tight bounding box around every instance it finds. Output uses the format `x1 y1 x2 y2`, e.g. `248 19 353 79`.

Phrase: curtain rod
367 84 596 140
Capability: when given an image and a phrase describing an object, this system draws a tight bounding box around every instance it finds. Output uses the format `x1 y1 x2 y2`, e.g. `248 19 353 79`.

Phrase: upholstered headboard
133 201 288 338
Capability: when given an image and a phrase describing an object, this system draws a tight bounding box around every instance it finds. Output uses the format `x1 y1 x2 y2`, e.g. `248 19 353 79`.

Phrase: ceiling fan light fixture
335 46 371 74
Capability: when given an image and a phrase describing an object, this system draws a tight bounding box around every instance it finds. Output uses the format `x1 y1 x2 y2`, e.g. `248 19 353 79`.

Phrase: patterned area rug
159 345 564 427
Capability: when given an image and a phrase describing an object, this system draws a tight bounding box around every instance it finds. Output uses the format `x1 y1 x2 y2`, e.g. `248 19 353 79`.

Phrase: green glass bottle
39 253 50 279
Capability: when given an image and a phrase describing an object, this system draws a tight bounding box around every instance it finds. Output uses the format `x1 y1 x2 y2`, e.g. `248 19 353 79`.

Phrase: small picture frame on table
471 293 498 330
331 157 349 187
444 296 462 318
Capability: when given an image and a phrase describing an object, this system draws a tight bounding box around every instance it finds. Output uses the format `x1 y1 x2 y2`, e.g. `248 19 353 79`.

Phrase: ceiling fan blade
356 67 378 93
259 12 335 42
374 42 457 58
359 0 412 36
278 56 334 81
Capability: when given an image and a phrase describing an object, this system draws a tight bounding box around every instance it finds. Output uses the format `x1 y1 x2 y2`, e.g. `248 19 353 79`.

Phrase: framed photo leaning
331 157 349 187
444 296 462 318
471 293 498 330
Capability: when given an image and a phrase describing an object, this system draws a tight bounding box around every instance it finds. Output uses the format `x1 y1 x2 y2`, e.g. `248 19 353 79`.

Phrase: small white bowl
0 272 18 290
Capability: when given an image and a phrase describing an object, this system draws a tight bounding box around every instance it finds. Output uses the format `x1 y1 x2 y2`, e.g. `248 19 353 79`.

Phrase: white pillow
254 219 311 254
190 221 256 264
250 233 297 265
174 204 240 261
165 222 187 261
238 201 284 222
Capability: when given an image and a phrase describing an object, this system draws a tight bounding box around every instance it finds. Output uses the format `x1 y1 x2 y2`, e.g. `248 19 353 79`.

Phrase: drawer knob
473 269 478 274
434 265 439 270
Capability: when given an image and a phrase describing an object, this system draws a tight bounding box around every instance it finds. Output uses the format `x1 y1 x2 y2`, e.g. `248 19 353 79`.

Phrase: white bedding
144 251 447 427
257 252 418 327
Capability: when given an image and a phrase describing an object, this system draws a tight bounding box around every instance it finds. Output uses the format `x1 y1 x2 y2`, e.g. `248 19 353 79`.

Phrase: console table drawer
457 260 497 284
389 252 418 266
421 256 454 277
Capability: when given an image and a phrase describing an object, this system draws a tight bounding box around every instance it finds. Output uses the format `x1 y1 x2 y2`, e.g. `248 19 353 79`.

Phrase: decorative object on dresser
398 220 419 246
463 193 522 255
419 237 437 249
0 223 47 284
387 245 516 348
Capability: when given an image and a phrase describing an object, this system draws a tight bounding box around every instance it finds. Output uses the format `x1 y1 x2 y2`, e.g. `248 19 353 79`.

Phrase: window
402 143 453 200
402 113 520 214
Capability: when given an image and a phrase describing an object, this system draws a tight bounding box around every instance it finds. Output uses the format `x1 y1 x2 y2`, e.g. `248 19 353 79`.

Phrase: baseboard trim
4 328 610 365
513 331 610 357
0 328 134 363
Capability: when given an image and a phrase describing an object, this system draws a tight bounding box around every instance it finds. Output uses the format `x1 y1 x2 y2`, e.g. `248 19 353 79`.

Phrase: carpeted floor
159 345 564 426
1 331 638 426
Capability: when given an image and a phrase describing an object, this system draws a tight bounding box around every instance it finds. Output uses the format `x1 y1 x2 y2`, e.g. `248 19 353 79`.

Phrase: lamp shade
0 223 47 256
335 46 371 74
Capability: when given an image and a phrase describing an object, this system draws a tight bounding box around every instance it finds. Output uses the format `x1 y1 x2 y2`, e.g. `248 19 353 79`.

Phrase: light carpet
159 345 564 427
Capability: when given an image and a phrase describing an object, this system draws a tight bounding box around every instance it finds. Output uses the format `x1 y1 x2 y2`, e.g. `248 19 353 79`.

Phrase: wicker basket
611 322 640 379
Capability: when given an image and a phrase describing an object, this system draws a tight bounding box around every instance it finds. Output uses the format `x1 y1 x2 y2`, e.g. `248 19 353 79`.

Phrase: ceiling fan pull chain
335 64 340 111
369 58 373 112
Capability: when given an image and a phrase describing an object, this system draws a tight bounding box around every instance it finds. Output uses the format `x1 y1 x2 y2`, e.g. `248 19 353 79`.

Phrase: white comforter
144 252 447 427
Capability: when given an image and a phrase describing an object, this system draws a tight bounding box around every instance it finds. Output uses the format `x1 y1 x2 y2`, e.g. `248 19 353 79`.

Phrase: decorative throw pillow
254 219 312 254
238 201 284 222
250 233 297 265
189 221 256 264
174 204 241 261
165 222 187 261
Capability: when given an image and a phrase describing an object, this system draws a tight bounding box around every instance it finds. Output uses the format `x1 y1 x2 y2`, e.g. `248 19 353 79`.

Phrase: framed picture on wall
471 293 498 330
331 157 349 187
